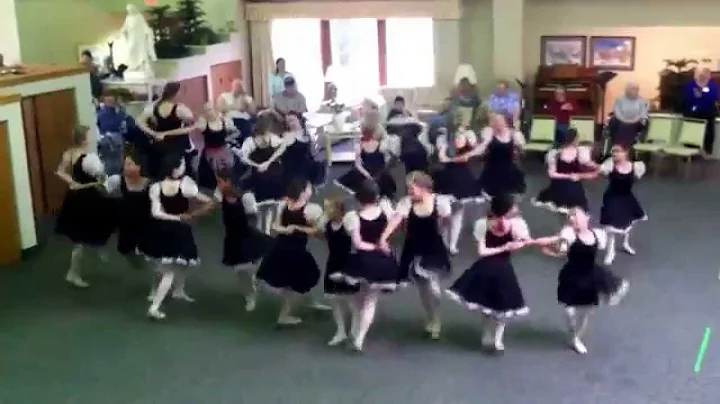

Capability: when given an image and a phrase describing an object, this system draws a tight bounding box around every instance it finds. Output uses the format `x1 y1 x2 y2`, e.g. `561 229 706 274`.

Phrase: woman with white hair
609 82 649 146
683 67 719 154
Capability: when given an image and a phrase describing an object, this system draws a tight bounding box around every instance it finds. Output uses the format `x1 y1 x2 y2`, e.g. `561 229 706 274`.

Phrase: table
319 122 360 184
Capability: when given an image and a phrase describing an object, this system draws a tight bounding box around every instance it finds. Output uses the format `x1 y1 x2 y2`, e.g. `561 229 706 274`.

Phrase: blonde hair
406 170 433 191
73 125 90 146
324 197 346 220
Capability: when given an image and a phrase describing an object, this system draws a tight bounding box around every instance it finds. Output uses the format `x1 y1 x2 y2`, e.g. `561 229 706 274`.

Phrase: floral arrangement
327 101 345 114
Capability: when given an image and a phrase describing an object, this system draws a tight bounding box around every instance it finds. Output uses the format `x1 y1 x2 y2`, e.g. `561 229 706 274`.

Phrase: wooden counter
0 64 88 89
0 93 21 106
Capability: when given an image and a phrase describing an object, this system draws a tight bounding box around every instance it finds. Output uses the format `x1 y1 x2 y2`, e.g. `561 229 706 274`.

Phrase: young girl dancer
474 114 526 200
55 125 115 288
532 128 597 215
196 103 240 190
137 82 196 179
239 114 287 234
281 111 323 186
598 144 647 265
255 178 323 326
380 171 451 340
334 125 397 202
323 198 360 346
332 180 400 351
215 167 271 312
446 194 531 352
386 113 430 174
141 155 214 320
532 207 630 354
104 151 150 267
432 121 483 254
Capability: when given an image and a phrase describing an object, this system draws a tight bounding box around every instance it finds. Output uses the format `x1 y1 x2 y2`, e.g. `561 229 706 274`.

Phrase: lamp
454 64 477 85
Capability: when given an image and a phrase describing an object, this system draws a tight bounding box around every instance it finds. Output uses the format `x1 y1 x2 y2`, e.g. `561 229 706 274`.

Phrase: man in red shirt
544 87 575 145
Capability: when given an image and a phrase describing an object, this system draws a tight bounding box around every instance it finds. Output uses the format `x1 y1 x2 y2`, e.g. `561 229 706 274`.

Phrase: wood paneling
377 19 388 86
30 89 78 215
210 61 242 101
177 75 210 114
21 98 44 219
0 121 21 265
0 65 88 89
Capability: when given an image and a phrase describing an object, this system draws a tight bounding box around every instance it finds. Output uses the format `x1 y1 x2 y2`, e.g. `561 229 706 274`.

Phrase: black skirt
222 228 272 268
324 251 359 296
55 188 116 247
333 250 401 292
532 179 588 213
446 256 528 319
256 242 321 294
599 192 647 233
557 263 624 307
335 168 396 199
140 219 199 266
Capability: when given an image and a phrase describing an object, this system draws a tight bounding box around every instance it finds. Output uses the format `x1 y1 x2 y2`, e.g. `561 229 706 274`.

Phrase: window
385 18 435 88
271 19 325 111
329 19 380 105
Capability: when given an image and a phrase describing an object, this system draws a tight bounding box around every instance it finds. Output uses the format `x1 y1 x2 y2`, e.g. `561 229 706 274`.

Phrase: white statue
119 4 157 79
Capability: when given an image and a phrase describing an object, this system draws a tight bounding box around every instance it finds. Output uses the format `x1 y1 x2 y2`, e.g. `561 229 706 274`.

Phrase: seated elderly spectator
272 76 308 116
608 82 649 146
487 79 521 128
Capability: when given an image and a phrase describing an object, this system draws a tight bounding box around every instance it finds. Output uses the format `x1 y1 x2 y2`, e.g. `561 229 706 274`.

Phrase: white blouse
276 201 324 225
436 129 478 150
557 226 607 252
480 127 526 146
342 201 395 232
545 146 592 166
149 176 199 221
104 174 147 196
217 92 253 119
79 152 105 177
355 136 397 162
213 188 259 214
239 133 284 159
473 217 531 242
599 159 646 178
395 194 452 219
196 116 237 133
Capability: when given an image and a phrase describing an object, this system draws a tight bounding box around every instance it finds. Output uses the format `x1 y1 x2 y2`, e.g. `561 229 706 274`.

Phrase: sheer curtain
270 19 324 112
385 18 435 88
329 18 380 106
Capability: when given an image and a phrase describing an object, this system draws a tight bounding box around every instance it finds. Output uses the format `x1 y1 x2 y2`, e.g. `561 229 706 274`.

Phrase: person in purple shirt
487 80 521 128
683 68 718 153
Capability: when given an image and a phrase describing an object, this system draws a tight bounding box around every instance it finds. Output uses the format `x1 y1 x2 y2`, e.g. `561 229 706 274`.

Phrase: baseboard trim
21 244 42 260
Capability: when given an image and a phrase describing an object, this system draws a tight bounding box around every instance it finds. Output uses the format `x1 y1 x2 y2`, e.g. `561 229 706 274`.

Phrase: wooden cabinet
0 121 21 265
177 75 209 114
21 89 78 217
210 60 242 101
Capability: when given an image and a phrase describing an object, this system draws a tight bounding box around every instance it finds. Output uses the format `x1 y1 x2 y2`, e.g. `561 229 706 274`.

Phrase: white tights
66 245 106 288
603 230 635 265
148 266 175 319
443 206 464 253
236 270 258 311
482 317 507 351
565 306 592 354
416 277 442 339
256 204 276 235
349 288 380 351
328 296 356 346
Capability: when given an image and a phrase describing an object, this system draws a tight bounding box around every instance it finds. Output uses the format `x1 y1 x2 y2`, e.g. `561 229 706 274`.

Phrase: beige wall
524 0 720 110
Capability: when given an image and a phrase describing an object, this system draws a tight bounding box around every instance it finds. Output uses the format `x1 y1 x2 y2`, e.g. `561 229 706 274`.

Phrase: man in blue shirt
683 68 718 153
96 93 130 175
487 80 521 127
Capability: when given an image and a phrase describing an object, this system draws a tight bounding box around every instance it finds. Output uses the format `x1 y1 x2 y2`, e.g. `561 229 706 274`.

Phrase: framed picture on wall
589 36 636 71
540 36 587 66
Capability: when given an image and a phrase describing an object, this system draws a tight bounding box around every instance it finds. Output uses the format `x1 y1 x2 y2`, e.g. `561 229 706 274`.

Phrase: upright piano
533 65 603 121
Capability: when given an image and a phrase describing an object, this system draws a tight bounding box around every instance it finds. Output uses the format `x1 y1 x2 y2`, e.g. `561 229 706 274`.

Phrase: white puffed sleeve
463 129 479 146
395 196 413 218
577 146 593 164
557 226 576 253
435 133 448 149
633 161 646 179
472 218 489 242
81 153 105 177
512 130 526 146
380 135 399 157
269 133 285 148
104 174 122 196
435 194 453 218
479 126 494 143
213 187 223 202
239 137 257 158
342 211 360 233
303 202 324 224
417 124 433 154
242 192 258 214
545 149 559 166
176 104 194 121
179 176 199 198
592 228 608 250
379 198 396 217
510 217 531 241
149 183 180 221
599 158 614 175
